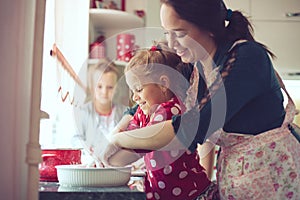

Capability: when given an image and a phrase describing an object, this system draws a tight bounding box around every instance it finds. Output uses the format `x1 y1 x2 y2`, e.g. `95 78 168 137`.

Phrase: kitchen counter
39 177 146 200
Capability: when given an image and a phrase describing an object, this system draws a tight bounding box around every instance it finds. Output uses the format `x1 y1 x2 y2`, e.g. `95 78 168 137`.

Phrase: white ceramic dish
55 165 132 187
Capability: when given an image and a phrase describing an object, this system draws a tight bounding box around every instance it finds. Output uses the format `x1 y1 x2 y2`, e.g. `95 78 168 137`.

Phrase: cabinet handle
286 12 300 17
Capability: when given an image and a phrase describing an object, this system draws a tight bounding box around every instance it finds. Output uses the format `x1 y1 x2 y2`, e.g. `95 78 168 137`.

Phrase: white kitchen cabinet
224 0 250 16
251 0 300 79
251 0 300 21
225 0 300 79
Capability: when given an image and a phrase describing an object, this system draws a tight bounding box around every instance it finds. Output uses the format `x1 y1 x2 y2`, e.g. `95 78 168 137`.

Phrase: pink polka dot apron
215 86 300 199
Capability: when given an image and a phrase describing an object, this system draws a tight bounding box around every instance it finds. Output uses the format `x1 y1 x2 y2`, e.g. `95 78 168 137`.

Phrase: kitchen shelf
88 58 127 66
89 9 144 32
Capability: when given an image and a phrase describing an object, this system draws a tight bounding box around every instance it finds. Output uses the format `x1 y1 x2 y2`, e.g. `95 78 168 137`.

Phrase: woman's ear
159 75 170 92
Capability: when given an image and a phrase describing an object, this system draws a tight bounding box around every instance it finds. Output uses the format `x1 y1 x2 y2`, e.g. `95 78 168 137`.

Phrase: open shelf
89 9 144 32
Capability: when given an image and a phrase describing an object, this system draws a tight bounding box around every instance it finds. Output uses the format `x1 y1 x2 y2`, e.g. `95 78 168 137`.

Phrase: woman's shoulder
232 40 270 58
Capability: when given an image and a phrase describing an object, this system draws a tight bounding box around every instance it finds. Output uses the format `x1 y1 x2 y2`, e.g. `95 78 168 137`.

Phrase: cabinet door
251 0 300 21
253 21 300 71
224 0 250 15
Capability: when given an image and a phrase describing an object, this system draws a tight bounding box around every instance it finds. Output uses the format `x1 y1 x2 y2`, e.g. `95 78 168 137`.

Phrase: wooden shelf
89 9 144 32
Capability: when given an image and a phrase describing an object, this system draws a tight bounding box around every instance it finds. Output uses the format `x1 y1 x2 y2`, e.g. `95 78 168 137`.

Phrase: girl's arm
197 142 215 180
111 114 133 134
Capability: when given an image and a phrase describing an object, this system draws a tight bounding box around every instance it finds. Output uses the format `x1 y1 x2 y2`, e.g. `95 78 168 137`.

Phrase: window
39 0 89 148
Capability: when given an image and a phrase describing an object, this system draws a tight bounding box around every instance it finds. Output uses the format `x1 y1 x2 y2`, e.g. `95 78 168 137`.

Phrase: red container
89 42 106 59
39 148 82 182
116 33 135 62
89 35 106 59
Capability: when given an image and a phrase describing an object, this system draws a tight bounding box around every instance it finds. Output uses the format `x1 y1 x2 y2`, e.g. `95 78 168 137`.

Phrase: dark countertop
39 177 146 200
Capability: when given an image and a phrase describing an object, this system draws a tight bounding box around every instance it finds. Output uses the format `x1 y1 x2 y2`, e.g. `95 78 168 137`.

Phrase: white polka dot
158 181 166 189
171 106 179 115
163 165 172 175
125 44 129 49
117 45 121 49
170 150 179 157
154 192 160 199
149 171 153 178
193 181 198 187
150 159 156 167
153 114 164 122
172 187 182 196
125 57 130 61
119 51 123 56
131 39 135 43
188 189 198 196
146 192 153 199
119 38 124 43
179 171 188 179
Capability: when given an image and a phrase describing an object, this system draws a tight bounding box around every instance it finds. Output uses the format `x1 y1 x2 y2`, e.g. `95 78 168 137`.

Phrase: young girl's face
126 73 166 115
94 71 118 105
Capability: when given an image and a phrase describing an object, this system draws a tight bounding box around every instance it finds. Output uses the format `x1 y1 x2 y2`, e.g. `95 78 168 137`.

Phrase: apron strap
274 70 298 126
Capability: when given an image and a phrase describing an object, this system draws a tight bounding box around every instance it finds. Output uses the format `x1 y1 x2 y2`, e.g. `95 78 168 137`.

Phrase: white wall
0 0 41 199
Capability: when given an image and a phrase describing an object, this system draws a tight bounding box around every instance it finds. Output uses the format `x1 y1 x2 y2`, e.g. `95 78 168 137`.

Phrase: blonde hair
85 58 120 103
125 42 192 102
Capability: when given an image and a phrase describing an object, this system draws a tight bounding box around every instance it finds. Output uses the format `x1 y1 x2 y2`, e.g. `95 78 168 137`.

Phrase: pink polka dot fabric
127 97 212 199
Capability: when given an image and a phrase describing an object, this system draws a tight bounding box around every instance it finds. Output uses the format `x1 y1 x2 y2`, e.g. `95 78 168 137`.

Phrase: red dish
39 148 82 182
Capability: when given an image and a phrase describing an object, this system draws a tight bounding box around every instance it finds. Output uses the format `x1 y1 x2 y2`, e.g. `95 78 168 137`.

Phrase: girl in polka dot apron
124 44 219 200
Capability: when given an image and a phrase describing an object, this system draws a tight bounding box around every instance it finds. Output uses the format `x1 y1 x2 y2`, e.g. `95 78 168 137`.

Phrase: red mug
116 33 136 62
39 148 82 182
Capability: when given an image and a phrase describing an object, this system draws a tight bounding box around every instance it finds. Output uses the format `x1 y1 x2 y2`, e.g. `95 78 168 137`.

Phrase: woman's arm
108 149 141 167
112 120 185 151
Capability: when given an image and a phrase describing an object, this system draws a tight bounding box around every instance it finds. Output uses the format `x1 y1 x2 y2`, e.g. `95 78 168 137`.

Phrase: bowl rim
55 164 132 171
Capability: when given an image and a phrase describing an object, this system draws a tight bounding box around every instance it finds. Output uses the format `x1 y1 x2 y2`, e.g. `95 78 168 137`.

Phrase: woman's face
160 4 216 63
94 71 118 105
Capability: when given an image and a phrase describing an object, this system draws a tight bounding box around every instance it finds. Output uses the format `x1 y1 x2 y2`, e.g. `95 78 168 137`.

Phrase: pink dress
127 97 212 200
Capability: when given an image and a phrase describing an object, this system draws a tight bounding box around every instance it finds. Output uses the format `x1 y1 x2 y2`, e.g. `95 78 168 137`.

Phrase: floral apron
215 95 300 199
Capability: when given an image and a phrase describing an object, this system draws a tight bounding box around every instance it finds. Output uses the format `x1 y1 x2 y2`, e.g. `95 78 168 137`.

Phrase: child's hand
111 114 133 135
98 136 120 167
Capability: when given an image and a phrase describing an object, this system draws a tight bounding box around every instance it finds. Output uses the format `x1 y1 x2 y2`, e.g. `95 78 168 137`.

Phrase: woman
101 0 300 199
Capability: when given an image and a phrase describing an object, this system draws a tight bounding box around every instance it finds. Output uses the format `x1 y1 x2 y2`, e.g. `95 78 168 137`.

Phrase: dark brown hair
160 0 275 58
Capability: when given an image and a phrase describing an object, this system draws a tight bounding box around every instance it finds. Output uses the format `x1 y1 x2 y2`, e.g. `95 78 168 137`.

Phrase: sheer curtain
40 0 89 148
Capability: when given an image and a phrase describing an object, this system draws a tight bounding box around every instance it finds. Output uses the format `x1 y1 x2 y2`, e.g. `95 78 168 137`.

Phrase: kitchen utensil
50 44 88 105
55 165 132 187
39 148 82 182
